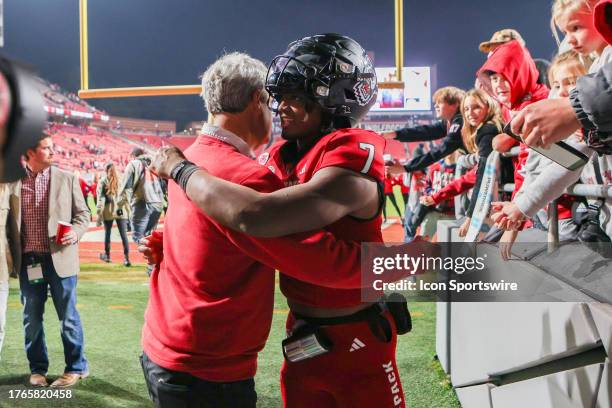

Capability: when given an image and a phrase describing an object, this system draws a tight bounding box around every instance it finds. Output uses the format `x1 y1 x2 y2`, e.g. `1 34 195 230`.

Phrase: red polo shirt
142 126 364 382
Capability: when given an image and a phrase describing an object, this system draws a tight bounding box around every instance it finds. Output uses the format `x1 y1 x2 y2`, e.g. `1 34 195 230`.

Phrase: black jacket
397 113 466 172
466 123 499 217
571 59 612 154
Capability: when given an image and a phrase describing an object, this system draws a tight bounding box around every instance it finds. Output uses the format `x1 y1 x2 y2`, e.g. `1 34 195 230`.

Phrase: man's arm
403 135 462 172
394 121 447 142
184 166 379 238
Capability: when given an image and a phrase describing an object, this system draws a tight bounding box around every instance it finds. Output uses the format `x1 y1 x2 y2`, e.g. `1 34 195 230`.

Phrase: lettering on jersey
258 152 270 165
267 165 276 174
382 361 403 406
449 123 460 134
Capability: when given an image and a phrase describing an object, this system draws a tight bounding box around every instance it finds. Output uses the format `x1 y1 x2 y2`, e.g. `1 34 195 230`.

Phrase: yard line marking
108 305 134 310
273 309 289 314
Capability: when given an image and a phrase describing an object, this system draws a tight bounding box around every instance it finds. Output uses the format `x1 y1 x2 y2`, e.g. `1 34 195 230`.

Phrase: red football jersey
261 128 386 308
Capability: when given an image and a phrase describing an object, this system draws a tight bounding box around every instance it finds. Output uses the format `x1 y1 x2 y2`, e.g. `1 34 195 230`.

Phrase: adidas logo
349 338 366 352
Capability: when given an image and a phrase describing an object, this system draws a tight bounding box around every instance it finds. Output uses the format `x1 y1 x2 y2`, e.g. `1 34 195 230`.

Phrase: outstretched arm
152 147 380 238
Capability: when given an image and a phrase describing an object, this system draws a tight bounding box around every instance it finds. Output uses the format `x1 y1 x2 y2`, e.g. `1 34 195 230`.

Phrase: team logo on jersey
354 76 376 106
258 152 270 165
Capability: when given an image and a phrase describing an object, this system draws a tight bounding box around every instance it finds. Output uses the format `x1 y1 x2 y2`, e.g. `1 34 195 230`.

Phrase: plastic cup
56 221 72 244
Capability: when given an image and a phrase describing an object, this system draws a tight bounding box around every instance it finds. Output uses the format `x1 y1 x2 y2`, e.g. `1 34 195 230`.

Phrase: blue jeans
131 203 162 244
19 253 88 375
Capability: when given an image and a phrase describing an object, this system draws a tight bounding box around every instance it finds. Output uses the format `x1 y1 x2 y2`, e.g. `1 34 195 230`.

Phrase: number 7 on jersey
359 143 375 174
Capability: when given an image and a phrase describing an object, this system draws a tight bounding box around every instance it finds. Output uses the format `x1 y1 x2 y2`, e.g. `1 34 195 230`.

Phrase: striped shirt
21 166 51 253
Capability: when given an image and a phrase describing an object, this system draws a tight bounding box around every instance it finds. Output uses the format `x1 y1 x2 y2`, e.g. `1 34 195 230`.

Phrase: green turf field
0 264 460 408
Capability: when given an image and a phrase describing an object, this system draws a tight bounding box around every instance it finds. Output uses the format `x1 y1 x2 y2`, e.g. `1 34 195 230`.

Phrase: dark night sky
5 0 558 128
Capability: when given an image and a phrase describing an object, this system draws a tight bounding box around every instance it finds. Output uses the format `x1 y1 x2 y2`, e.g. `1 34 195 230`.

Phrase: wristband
171 160 199 191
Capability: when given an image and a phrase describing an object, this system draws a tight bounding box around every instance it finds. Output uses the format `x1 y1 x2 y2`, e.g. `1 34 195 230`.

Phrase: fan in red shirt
150 34 417 408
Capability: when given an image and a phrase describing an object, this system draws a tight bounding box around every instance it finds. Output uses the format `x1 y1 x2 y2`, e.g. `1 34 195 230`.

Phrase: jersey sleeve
317 129 386 182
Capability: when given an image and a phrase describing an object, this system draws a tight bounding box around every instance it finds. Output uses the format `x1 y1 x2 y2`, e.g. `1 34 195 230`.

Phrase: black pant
383 193 403 219
140 352 257 408
103 219 130 258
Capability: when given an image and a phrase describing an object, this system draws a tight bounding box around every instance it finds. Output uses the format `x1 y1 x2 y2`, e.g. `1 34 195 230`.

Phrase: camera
0 54 47 182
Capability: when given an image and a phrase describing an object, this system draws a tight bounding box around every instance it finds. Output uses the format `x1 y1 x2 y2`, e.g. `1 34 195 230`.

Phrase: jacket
571 50 612 153
119 155 166 208
7 166 90 278
96 175 129 221
397 112 466 172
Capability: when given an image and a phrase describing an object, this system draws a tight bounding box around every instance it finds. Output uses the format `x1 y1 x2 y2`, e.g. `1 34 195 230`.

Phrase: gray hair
201 52 267 115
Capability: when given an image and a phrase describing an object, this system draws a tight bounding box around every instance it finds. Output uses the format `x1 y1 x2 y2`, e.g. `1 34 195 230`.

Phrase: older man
7 134 90 387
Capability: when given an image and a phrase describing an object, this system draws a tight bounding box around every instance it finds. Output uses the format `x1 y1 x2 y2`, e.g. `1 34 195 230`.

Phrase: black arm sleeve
395 121 447 142
466 124 498 217
403 131 463 172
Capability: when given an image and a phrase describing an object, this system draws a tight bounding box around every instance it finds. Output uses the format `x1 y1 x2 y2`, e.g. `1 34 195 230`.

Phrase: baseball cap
479 29 525 53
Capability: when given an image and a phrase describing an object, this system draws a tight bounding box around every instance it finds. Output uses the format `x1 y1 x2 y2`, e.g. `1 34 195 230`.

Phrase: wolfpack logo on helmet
354 76 376 106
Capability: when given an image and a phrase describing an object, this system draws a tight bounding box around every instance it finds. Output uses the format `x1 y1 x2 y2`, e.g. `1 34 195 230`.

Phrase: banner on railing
464 152 500 242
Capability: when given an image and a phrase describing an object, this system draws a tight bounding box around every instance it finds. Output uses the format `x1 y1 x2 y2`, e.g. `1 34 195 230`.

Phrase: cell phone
503 123 589 171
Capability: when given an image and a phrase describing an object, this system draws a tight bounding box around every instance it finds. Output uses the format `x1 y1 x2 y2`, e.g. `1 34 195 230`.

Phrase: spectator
383 168 404 224
476 40 550 243
408 154 457 242
455 89 503 237
97 163 131 267
7 134 90 387
513 0 611 150
383 87 467 173
118 148 166 244
479 28 526 54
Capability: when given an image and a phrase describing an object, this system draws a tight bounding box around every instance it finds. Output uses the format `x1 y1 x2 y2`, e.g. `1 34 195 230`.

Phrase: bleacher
49 124 134 173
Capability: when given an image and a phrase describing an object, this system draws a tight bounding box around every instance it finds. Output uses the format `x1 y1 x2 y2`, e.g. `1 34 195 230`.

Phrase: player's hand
510 98 581 149
419 195 435 206
150 146 187 179
499 230 519 261
491 201 525 231
387 164 405 177
60 230 78 245
458 217 471 238
138 230 164 266
381 131 397 140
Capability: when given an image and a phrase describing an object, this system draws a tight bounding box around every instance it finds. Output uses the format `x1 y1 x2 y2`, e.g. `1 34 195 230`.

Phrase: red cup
56 221 72 244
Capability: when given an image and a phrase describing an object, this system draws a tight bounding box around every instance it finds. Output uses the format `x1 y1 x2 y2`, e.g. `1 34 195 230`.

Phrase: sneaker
99 253 111 263
50 372 89 388
124 259 131 267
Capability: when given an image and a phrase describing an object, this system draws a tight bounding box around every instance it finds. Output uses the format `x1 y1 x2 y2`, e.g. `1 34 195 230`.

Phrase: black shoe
124 258 131 267
99 253 111 263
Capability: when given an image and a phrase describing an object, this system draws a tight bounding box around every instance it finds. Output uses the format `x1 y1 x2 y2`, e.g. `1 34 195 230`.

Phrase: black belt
292 300 387 327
